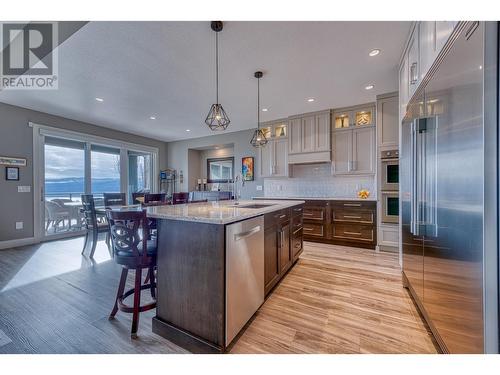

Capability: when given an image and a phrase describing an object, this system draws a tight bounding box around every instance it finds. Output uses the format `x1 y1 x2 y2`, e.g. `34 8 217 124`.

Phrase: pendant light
250 71 268 148
205 21 230 131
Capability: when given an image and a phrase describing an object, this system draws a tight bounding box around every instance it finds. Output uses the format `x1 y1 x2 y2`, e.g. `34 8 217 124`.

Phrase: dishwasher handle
234 226 262 241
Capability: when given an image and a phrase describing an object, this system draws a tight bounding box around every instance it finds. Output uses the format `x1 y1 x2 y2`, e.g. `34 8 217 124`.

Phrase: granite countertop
146 199 305 224
253 196 377 202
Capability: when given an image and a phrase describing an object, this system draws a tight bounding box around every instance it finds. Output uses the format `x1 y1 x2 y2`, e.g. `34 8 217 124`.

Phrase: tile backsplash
264 163 375 198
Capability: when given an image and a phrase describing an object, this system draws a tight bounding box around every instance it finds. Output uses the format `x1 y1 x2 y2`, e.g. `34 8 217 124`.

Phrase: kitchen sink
231 203 276 209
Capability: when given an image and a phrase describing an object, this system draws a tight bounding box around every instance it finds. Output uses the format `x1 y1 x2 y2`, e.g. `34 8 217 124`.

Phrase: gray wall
166 129 264 199
0 102 167 242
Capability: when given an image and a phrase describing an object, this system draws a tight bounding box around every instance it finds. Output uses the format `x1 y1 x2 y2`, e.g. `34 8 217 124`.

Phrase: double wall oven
380 149 399 223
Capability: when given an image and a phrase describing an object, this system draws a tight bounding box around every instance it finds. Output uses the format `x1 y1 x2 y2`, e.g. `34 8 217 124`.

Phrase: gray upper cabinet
332 129 351 174
401 21 458 115
332 103 375 176
377 93 399 149
407 23 420 100
260 120 289 178
288 110 331 164
288 118 302 155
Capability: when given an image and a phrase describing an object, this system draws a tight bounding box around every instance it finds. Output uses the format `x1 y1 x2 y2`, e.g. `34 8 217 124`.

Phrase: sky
44 145 120 180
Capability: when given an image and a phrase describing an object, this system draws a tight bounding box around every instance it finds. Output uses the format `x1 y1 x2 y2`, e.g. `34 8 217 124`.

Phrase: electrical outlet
17 186 31 193
15 222 23 230
256 185 263 191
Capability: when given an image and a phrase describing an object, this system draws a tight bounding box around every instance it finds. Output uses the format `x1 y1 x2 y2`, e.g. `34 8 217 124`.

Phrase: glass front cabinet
333 104 375 129
259 119 289 178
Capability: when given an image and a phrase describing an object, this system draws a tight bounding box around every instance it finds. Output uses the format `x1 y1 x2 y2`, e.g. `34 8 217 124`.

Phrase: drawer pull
303 213 313 216
293 227 302 235
293 208 303 212
279 214 286 219
303 227 313 231
344 231 362 236
344 203 361 207
343 215 362 219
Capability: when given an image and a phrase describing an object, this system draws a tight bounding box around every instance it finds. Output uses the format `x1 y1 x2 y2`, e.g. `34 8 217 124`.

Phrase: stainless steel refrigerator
401 21 499 354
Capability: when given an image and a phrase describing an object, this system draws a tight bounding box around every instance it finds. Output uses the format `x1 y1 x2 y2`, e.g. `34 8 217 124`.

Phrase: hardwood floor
0 237 438 354
230 242 439 354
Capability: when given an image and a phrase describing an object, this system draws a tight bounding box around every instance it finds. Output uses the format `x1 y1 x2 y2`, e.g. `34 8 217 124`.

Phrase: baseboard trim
0 237 38 250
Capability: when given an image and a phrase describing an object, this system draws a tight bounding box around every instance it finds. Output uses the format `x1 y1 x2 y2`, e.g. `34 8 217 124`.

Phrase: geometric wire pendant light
250 71 269 148
205 21 231 131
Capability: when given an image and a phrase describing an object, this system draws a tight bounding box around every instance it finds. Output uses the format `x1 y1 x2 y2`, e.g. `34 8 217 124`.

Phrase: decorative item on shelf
179 170 184 185
279 126 286 137
242 157 254 181
0 156 27 166
205 21 230 131
202 178 207 191
5 166 19 181
250 71 268 148
357 189 370 199
197 179 202 191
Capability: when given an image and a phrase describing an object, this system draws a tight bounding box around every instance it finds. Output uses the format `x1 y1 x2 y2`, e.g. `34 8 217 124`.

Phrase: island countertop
145 199 305 224
253 196 377 202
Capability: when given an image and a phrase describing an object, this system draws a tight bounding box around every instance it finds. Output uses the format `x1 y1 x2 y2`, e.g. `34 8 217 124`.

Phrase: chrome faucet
233 174 245 205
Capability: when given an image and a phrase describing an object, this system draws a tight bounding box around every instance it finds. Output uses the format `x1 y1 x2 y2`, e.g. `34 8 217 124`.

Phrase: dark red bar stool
172 192 189 204
106 209 157 339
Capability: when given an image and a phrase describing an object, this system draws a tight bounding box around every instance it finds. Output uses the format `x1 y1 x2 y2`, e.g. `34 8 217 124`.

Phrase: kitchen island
147 199 304 353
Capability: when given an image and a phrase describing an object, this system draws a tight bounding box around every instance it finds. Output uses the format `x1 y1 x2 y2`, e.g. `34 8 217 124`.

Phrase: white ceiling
0 21 410 142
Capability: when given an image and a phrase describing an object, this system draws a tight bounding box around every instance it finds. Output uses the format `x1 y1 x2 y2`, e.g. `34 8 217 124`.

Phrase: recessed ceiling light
365 85 374 90
149 116 156 120
186 129 191 132
262 108 268 112
479 65 483 70
369 49 381 57
307 98 315 102
95 97 104 102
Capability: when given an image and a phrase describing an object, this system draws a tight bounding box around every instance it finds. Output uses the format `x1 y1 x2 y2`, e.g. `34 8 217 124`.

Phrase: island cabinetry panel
302 200 330 241
154 219 225 352
331 201 377 248
264 223 280 294
291 214 304 261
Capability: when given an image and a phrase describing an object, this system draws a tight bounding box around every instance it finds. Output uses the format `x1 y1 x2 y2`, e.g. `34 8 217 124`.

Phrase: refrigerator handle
410 120 418 236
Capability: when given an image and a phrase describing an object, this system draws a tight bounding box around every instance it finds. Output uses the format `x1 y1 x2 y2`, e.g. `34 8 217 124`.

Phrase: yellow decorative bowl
357 189 370 199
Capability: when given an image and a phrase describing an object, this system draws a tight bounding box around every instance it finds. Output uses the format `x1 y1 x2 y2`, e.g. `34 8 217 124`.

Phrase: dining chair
81 194 110 258
172 192 189 205
103 192 126 208
44 200 70 232
106 209 157 339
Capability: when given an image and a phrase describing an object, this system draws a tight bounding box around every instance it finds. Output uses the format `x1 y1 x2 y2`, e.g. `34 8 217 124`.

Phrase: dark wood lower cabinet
256 198 377 249
264 205 304 296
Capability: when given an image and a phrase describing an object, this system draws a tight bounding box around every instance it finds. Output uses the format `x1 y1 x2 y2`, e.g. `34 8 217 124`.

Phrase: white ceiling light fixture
307 98 315 102
365 84 374 90
95 97 104 102
369 49 380 57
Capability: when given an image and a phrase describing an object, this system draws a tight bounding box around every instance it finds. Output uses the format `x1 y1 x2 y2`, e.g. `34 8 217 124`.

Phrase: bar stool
81 194 110 258
106 209 157 339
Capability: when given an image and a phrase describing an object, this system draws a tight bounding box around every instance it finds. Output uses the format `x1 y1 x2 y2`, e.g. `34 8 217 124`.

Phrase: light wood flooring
0 237 438 354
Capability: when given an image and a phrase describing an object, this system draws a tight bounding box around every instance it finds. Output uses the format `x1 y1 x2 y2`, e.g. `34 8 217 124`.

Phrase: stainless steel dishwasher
225 215 264 346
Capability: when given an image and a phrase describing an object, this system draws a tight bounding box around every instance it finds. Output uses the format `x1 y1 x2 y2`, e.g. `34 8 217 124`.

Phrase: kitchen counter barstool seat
106 209 157 339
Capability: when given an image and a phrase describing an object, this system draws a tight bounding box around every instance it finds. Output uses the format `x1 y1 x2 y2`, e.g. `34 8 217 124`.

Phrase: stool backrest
106 210 149 260
172 192 189 205
144 193 166 204
81 194 98 229
132 192 145 204
103 193 126 208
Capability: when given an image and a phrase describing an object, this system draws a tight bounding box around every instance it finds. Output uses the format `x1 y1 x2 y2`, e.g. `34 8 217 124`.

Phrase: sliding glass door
44 137 86 236
34 125 159 241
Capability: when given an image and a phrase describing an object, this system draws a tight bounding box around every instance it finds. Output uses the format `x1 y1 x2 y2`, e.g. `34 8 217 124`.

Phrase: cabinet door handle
410 62 418 84
343 215 362 219
344 231 362 236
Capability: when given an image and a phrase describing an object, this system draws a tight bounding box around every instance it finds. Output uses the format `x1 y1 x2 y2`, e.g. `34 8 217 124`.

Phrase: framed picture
6 167 19 181
242 157 254 181
0 156 27 166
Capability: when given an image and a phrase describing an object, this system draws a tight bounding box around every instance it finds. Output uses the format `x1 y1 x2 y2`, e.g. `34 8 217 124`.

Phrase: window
91 145 121 199
207 157 234 183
